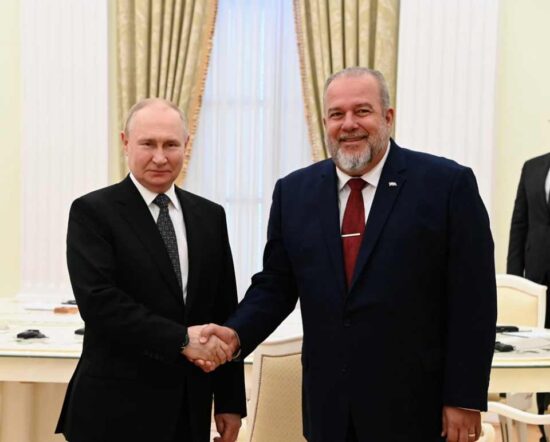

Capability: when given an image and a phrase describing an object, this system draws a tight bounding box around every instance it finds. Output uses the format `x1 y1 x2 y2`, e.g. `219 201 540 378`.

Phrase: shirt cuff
230 328 242 361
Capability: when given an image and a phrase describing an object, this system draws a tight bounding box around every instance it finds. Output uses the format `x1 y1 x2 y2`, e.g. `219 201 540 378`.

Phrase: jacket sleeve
212 206 247 417
225 179 299 358
442 167 497 411
507 163 528 276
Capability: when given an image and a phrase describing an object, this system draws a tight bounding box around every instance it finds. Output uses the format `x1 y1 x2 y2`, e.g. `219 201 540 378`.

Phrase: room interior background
1 0 550 303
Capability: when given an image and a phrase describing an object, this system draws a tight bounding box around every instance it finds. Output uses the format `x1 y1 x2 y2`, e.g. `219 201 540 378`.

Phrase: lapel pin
388 181 398 187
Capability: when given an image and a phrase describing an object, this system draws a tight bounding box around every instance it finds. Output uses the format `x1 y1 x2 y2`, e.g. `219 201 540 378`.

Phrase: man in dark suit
198 68 496 442
508 153 550 318
508 153 550 441
56 98 246 442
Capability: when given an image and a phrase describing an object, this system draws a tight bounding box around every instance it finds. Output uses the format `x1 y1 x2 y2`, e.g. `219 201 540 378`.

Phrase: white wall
0 0 21 297
493 0 550 272
18 0 110 300
395 0 499 213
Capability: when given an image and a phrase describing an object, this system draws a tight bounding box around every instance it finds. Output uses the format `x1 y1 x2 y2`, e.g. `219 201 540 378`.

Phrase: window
186 0 311 299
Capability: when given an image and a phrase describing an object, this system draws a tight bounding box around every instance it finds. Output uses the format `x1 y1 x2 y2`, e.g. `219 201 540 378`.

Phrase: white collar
129 173 181 211
335 141 391 191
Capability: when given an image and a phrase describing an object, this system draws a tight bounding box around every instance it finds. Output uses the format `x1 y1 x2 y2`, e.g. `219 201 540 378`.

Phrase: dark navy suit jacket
227 140 496 442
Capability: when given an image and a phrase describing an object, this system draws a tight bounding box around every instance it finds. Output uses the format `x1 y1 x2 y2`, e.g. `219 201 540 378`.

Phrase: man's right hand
191 324 241 373
181 325 233 372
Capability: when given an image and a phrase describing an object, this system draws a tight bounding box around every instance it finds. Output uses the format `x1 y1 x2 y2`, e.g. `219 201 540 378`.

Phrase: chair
496 274 546 327
243 335 305 442
478 422 496 442
488 401 550 442
494 275 547 441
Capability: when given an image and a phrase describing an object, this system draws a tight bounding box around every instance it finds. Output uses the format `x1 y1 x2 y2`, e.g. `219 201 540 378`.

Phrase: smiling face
323 73 394 176
121 101 188 193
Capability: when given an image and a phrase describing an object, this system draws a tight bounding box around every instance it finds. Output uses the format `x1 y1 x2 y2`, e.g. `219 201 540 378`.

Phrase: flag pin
388 181 397 187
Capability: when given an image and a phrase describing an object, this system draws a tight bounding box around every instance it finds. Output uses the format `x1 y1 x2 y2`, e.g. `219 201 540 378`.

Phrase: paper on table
509 337 550 351
22 302 66 311
501 330 550 339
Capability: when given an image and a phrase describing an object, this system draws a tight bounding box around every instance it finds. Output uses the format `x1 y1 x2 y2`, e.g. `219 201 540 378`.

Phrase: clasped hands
181 324 239 372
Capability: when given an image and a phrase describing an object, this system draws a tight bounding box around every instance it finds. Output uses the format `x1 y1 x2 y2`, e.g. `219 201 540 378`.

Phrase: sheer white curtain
185 0 311 299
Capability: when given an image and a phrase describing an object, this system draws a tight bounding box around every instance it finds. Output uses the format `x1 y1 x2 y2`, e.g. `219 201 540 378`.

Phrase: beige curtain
293 0 399 161
116 0 218 181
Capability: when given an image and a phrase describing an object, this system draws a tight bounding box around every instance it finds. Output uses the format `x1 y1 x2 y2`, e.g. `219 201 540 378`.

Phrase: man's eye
356 109 370 116
330 112 343 119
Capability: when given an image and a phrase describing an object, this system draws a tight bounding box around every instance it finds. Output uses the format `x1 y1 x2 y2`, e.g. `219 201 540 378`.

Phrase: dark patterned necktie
153 194 182 288
342 178 367 288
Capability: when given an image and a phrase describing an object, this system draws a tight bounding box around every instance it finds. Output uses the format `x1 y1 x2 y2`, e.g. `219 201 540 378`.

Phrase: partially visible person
508 152 550 442
56 98 246 442
197 67 497 442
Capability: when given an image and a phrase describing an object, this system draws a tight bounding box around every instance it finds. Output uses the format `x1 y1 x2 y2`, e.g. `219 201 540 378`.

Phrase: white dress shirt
545 167 550 203
130 173 189 302
336 142 391 227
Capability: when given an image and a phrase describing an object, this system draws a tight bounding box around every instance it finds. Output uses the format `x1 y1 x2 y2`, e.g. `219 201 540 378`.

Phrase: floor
219 422 545 442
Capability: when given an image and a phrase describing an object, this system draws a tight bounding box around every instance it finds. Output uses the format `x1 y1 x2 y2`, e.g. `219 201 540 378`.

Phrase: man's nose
341 112 358 130
152 146 167 163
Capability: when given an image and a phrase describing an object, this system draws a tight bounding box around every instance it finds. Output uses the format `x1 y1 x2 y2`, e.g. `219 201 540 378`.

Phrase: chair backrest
246 335 306 442
496 274 546 328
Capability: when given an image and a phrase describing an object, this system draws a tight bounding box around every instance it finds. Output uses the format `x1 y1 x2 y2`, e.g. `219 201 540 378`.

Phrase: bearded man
200 67 496 442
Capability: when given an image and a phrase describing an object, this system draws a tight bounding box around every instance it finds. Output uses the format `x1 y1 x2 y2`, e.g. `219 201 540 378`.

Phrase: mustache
338 133 368 142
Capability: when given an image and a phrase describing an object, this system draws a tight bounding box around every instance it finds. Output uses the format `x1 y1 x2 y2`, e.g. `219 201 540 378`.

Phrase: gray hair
323 67 391 112
123 98 188 135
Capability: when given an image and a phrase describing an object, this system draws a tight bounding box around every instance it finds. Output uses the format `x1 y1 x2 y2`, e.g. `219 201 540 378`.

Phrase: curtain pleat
293 0 399 161
115 0 217 182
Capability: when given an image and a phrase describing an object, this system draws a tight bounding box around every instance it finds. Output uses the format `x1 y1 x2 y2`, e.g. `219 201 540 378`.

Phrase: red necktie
342 178 367 288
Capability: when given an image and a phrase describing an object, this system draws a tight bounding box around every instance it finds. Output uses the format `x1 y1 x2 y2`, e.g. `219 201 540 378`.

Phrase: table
3 299 550 441
0 298 82 442
490 329 550 392
0 299 302 442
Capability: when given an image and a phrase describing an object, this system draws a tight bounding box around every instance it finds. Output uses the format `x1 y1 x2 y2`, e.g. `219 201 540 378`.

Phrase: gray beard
333 146 372 173
327 131 389 174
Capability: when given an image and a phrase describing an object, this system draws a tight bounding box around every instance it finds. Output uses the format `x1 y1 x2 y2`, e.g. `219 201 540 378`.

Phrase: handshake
181 324 240 373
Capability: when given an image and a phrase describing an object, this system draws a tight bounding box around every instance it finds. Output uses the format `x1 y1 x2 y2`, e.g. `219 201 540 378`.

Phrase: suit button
341 365 348 373
343 319 351 327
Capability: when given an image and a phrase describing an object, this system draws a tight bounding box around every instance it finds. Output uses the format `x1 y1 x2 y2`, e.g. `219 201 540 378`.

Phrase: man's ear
385 108 395 126
121 131 129 155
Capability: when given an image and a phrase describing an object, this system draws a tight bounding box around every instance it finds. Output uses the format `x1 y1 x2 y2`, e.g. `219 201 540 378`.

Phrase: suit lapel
175 188 202 318
536 155 550 212
115 177 183 303
350 141 407 291
316 160 347 294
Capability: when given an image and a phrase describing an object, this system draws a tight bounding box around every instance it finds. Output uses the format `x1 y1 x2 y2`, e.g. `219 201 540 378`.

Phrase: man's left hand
441 406 481 441
214 413 241 442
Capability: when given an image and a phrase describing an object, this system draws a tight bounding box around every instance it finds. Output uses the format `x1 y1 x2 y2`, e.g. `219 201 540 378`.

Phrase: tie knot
153 193 170 209
347 178 366 192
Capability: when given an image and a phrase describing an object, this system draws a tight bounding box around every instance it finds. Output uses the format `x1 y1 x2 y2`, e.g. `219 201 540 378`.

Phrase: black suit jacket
56 176 246 442
507 153 550 326
226 141 496 442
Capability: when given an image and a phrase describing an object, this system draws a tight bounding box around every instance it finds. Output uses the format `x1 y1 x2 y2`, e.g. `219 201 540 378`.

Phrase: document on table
497 331 550 358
